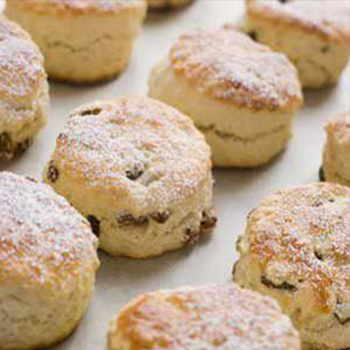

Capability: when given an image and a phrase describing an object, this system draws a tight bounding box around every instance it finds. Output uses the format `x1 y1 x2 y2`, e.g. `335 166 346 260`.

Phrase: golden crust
0 16 45 104
247 0 350 44
169 27 303 112
244 183 350 312
326 111 350 146
108 284 301 350
52 96 212 213
0 172 99 292
6 0 146 15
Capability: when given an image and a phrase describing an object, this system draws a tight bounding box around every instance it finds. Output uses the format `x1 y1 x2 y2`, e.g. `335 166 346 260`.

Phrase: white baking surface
0 0 349 349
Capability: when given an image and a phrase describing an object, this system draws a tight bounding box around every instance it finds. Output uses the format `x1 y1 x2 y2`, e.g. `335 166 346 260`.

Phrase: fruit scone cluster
0 0 349 349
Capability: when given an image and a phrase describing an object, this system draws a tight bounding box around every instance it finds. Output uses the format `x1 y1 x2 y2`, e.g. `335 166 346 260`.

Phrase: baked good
44 96 215 258
244 0 350 89
234 182 350 350
321 112 350 187
0 16 48 160
148 26 303 167
108 284 301 350
0 172 99 350
147 0 194 10
5 0 147 84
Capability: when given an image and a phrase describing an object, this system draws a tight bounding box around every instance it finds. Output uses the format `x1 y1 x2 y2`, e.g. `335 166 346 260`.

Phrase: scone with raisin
108 284 301 350
0 172 99 350
44 96 216 258
147 0 194 10
321 112 350 187
234 183 350 350
5 0 146 84
244 0 350 89
149 26 303 167
0 16 48 160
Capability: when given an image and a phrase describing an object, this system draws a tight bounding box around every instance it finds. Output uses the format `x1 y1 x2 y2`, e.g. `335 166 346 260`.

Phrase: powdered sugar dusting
113 285 300 350
326 111 350 146
248 183 350 310
0 172 99 290
54 96 211 213
170 27 303 112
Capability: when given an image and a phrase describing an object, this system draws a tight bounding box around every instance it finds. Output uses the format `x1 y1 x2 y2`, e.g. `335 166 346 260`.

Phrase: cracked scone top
247 0 350 43
169 27 302 112
0 16 48 160
7 0 146 14
45 96 215 258
234 183 350 349
5 0 146 84
108 284 301 350
0 172 99 350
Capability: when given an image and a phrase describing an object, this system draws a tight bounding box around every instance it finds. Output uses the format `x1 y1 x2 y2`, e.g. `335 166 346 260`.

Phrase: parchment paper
0 1 349 349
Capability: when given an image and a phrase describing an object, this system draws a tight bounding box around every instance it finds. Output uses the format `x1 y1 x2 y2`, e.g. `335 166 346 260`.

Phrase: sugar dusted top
7 0 146 14
247 0 350 43
53 96 212 213
169 27 303 112
109 284 300 350
0 17 45 105
326 112 350 146
246 183 350 312
0 172 99 291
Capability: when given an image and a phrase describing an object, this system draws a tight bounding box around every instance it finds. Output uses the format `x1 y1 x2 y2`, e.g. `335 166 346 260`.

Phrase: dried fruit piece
46 161 59 183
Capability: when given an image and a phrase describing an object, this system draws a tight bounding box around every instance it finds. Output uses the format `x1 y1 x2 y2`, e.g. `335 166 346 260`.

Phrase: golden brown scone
234 182 350 350
108 284 301 350
147 0 194 10
149 26 303 167
5 0 146 84
244 0 350 89
322 112 350 187
0 172 99 350
0 16 48 160
44 96 215 258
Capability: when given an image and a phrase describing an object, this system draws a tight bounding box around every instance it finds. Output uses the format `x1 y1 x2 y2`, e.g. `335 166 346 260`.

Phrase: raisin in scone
44 96 216 258
5 0 146 84
0 172 99 350
149 26 303 167
0 16 48 160
321 112 350 187
147 0 194 10
234 183 350 350
244 0 350 89
108 284 301 350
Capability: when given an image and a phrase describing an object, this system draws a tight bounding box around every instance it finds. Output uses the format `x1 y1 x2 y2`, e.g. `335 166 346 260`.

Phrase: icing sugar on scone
108 284 301 350
0 172 99 350
45 96 215 258
235 183 350 350
0 17 48 160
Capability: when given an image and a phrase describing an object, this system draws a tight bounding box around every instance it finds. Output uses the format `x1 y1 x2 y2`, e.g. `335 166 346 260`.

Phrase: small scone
44 96 215 258
234 183 350 350
149 27 303 167
322 112 350 187
147 0 194 10
245 0 350 89
0 16 48 160
0 172 99 350
5 0 147 84
108 284 301 350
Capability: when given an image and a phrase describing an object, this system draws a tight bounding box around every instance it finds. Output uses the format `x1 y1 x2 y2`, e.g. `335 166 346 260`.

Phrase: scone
108 284 301 350
44 96 215 258
148 27 303 167
5 0 147 84
147 0 194 10
244 0 350 89
321 112 350 187
0 172 99 350
234 183 350 350
0 16 48 160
